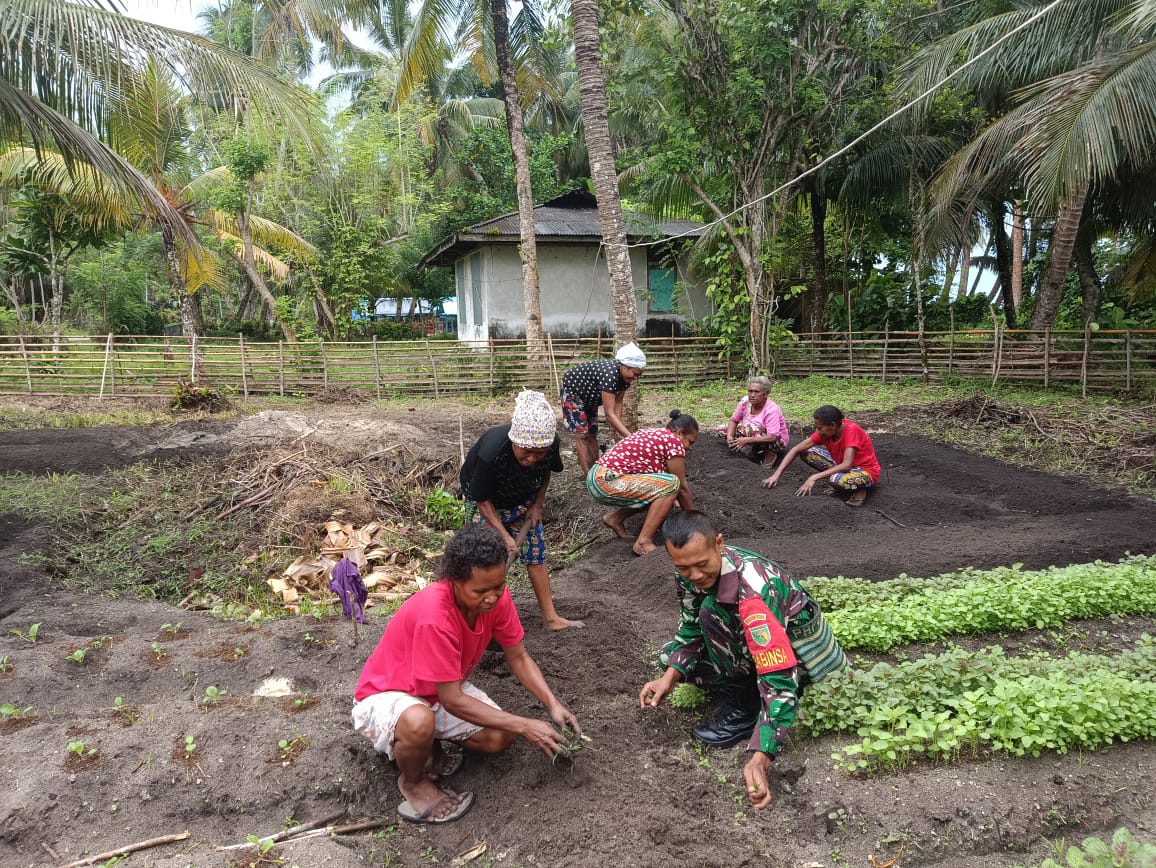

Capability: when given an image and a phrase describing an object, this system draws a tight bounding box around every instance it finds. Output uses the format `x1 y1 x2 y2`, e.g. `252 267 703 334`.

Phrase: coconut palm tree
901 0 1156 328
396 0 555 362
1 0 318 254
571 0 637 351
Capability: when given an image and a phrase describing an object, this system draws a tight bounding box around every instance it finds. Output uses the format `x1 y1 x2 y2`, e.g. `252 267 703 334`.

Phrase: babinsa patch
739 597 796 673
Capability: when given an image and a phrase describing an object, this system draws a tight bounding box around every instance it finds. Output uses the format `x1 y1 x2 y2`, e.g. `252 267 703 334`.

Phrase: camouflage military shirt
662 546 816 755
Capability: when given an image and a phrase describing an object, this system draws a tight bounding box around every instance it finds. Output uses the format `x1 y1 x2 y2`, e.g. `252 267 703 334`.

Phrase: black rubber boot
691 680 761 748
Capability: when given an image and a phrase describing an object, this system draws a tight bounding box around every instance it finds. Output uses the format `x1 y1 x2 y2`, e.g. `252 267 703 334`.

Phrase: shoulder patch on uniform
739 596 796 673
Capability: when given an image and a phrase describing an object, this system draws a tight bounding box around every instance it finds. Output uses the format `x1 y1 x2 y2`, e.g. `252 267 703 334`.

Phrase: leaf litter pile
184 442 463 612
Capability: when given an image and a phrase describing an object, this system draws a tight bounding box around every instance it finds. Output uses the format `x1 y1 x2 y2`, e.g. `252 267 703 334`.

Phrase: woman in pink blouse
720 376 790 466
585 410 699 555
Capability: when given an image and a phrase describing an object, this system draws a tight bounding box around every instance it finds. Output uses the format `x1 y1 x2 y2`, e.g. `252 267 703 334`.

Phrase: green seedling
2 702 32 719
184 734 197 756
160 622 183 635
68 740 97 757
277 735 307 760
292 693 312 709
66 649 87 663
202 685 227 705
669 683 709 711
0 655 11 673
553 728 593 763
246 834 275 856
113 696 125 711
10 622 40 643
233 647 247 659
150 641 167 661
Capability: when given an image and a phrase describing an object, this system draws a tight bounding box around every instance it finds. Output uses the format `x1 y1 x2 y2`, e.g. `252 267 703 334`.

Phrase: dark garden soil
1 407 1155 867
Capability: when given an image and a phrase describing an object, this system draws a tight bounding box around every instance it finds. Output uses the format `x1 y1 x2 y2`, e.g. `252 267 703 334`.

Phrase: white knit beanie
615 341 647 369
508 390 557 448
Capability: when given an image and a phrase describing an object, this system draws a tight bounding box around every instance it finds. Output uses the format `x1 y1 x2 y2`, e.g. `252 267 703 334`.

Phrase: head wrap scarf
615 342 647 369
508 389 557 448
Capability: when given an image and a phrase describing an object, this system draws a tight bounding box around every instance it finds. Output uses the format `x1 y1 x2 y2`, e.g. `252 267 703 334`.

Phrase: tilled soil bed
1 410 1154 867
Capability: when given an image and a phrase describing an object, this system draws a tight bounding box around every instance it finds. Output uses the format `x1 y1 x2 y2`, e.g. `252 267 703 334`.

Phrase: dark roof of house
419 190 706 268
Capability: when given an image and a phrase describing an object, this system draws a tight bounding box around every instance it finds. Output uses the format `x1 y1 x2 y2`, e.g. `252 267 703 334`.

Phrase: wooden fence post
488 338 495 393
1043 328 1050 390
991 324 1003 387
809 333 815 376
372 336 382 400
425 338 440 397
672 323 680 383
99 333 113 398
1081 327 1091 398
1125 329 1132 392
547 333 560 394
278 341 285 397
238 334 249 399
948 307 955 375
847 330 855 378
190 332 198 383
881 322 889 384
18 334 32 394
596 324 602 358
319 339 328 388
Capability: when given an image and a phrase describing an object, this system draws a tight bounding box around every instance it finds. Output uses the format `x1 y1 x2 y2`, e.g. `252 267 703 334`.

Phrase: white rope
622 0 1067 249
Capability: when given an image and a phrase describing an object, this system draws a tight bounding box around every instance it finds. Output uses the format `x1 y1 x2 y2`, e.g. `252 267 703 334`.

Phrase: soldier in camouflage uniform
639 510 846 810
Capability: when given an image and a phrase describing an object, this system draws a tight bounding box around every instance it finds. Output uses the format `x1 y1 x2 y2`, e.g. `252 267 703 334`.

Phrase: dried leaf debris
271 519 434 614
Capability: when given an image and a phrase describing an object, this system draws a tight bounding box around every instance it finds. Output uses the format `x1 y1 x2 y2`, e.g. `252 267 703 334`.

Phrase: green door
649 267 675 312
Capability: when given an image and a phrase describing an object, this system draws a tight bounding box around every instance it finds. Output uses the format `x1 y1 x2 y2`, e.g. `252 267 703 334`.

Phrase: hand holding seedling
743 752 773 811
521 717 571 758
638 669 680 709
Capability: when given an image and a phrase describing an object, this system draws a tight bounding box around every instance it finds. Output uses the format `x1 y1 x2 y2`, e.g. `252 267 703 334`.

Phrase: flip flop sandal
429 742 464 780
845 490 867 508
398 788 475 824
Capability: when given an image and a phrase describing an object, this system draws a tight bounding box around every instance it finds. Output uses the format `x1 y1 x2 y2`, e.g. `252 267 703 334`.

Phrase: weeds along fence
1 329 1152 398
0 333 737 398
775 328 1156 395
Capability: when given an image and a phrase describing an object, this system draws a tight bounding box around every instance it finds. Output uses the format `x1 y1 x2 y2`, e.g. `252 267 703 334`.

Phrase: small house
419 191 711 341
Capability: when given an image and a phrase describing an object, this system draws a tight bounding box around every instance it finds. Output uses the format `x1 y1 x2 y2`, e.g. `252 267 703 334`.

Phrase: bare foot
632 540 659 556
544 615 585 631
845 489 867 507
602 513 632 540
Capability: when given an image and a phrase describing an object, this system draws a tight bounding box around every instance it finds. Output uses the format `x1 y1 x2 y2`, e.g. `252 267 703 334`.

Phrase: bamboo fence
774 328 1156 396
0 329 1152 398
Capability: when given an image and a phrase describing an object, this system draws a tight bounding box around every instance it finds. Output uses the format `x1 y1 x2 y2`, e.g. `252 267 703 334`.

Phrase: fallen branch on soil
273 817 397 844
216 809 346 851
61 830 191 867
873 509 907 528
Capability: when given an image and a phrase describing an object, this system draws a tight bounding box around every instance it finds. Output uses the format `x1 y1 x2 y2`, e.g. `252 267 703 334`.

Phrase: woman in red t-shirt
352 524 581 824
761 405 880 507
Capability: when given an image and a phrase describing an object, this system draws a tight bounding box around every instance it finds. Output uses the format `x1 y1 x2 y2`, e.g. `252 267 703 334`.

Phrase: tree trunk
160 225 202 380
1073 228 1101 328
990 201 1016 327
491 0 546 368
235 207 297 343
46 223 63 354
1011 202 1024 310
805 189 829 333
957 242 971 299
1029 178 1089 330
572 0 636 348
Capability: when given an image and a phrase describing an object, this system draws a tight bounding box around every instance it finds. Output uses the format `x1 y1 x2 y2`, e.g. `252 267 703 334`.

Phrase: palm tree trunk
1029 178 1089 330
572 0 636 349
491 0 546 368
1073 228 1101 327
990 201 1017 327
806 189 829 333
235 208 297 343
1011 203 1024 309
159 226 202 380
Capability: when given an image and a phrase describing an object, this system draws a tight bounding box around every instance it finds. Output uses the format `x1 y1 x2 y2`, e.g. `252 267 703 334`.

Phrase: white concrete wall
455 242 711 339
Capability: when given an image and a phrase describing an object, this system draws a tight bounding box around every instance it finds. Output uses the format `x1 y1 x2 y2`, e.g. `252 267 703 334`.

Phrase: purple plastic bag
328 557 368 624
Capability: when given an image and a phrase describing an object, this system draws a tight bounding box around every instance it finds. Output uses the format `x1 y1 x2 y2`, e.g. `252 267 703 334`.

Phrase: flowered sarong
585 463 680 508
560 390 597 435
801 445 874 490
463 500 547 565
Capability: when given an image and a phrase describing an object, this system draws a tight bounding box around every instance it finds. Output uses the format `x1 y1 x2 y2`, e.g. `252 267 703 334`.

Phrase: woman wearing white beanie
560 341 647 475
459 390 583 630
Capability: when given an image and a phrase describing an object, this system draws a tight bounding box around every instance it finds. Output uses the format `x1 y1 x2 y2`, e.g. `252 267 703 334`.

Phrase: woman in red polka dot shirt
585 410 698 555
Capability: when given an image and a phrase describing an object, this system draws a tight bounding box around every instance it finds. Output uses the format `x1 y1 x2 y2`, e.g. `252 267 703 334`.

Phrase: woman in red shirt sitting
760 405 880 507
